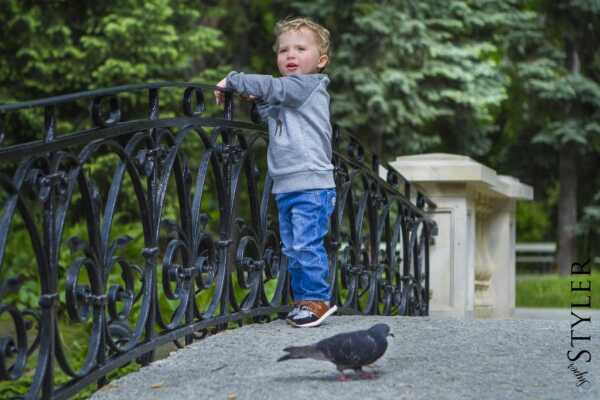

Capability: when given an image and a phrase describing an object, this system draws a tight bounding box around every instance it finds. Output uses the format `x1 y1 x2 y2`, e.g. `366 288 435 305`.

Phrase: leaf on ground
150 383 163 389
100 383 119 391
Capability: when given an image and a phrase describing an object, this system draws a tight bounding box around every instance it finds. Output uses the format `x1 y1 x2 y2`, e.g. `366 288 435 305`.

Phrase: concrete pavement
91 314 599 400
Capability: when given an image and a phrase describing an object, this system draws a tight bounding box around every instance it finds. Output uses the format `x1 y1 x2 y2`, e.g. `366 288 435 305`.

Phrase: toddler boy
214 17 337 327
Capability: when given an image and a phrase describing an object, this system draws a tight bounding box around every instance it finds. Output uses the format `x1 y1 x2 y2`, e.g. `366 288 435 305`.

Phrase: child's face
276 28 328 76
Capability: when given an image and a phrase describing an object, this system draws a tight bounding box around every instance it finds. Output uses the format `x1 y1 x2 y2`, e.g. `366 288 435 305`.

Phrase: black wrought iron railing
0 82 437 399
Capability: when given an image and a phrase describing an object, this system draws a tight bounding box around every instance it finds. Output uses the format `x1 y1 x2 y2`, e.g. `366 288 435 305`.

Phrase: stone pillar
387 154 533 318
473 191 496 317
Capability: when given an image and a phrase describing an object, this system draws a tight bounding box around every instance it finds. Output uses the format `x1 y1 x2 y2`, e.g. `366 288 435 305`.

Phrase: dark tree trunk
557 142 578 275
375 126 383 158
557 39 580 276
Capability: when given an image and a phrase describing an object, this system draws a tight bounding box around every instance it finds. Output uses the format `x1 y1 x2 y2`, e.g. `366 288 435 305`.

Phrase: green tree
0 0 223 96
502 0 600 274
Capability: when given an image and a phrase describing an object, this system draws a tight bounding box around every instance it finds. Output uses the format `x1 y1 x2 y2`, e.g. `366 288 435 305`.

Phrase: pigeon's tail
277 345 321 362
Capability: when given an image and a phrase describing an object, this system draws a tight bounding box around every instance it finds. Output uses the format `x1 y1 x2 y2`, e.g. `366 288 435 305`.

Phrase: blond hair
273 17 331 59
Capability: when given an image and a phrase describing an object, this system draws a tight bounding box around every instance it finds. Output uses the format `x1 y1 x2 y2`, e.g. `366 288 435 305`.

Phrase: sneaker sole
289 304 338 328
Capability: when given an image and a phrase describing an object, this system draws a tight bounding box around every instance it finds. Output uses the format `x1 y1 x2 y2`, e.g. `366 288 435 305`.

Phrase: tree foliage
503 0 600 150
499 0 600 268
288 0 528 158
0 0 223 100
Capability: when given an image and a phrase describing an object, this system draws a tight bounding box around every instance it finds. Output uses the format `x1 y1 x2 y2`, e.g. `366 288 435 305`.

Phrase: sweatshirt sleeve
226 72 321 108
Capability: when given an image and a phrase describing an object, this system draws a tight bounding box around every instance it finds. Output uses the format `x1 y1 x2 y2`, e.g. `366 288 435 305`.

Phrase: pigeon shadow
273 369 388 383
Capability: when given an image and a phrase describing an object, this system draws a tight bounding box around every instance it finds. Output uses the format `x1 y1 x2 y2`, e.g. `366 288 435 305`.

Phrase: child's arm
214 72 322 107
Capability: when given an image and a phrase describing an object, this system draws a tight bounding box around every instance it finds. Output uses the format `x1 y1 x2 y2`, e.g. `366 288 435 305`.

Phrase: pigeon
277 323 393 380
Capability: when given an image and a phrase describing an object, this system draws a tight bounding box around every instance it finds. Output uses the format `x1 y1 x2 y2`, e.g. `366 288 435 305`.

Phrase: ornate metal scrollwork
0 82 436 399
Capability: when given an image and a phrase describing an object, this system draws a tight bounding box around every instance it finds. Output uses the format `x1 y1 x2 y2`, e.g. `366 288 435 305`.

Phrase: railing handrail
0 82 229 112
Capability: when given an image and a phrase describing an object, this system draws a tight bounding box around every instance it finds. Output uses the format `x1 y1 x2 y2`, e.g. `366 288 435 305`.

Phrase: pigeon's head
369 323 393 338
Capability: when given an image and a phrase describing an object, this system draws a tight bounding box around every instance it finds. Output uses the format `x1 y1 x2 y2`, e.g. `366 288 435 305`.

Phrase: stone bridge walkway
91 315 599 400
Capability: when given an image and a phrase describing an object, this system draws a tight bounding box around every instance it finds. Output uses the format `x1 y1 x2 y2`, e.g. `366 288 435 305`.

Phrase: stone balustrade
387 153 533 318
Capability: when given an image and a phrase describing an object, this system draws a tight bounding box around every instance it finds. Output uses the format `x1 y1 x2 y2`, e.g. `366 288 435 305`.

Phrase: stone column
387 154 533 318
473 191 495 317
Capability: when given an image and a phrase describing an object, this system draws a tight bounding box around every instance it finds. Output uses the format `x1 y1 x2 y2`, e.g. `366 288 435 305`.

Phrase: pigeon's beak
389 333 394 338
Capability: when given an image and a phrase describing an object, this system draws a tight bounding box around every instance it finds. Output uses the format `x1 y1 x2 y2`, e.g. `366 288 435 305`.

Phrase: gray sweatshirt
226 72 335 194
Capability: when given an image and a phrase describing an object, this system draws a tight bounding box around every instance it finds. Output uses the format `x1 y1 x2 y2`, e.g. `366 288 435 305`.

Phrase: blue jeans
275 188 336 302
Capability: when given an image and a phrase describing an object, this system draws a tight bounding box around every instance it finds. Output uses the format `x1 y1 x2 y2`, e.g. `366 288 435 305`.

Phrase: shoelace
297 304 320 315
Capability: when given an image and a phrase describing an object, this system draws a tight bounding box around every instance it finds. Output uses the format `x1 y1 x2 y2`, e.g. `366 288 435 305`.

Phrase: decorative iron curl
106 261 136 323
91 95 121 127
182 87 205 117
0 305 28 381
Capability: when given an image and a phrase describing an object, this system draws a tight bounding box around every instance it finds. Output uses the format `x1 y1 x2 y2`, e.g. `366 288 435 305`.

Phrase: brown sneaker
288 301 337 328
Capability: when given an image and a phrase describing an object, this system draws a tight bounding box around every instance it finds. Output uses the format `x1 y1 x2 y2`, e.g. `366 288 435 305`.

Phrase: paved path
91 315 599 400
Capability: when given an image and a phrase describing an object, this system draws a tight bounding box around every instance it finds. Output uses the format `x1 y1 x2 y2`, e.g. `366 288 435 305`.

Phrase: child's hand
214 77 227 105
214 76 257 105
240 94 257 101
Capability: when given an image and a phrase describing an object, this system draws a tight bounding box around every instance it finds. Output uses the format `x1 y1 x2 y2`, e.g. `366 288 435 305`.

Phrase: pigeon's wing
316 330 383 368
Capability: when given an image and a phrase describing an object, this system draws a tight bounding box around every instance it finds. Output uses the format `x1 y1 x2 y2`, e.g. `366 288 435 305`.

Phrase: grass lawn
516 269 600 308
